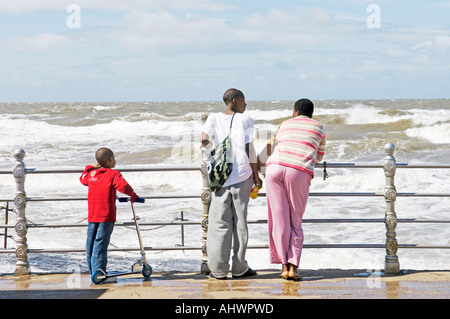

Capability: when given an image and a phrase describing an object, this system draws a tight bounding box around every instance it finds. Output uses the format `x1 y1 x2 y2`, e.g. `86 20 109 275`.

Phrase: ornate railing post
383 143 400 274
200 147 211 274
12 149 30 276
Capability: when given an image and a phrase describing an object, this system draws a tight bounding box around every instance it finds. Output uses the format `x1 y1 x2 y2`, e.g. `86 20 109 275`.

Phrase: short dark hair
294 99 314 118
223 88 244 105
96 147 114 167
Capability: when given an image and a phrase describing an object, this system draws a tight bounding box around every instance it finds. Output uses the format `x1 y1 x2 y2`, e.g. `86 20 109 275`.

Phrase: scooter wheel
91 270 107 285
142 264 152 278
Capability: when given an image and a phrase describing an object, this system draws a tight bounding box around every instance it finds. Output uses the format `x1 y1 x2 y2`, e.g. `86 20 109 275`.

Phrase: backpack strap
229 112 236 135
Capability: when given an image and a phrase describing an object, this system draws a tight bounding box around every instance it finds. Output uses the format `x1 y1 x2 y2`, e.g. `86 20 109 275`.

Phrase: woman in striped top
265 99 326 281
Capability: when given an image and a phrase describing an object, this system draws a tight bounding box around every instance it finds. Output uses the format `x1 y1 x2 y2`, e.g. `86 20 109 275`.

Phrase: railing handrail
2 162 450 175
2 217 449 230
2 191 450 204
2 145 449 275
0 165 200 175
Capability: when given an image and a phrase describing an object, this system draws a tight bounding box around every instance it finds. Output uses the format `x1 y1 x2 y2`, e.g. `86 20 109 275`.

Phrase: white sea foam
405 123 450 144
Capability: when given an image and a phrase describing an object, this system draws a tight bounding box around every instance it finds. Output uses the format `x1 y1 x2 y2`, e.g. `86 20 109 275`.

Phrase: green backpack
207 113 235 192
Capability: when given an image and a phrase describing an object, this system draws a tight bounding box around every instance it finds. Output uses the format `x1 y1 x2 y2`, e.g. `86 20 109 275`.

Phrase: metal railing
1 143 449 276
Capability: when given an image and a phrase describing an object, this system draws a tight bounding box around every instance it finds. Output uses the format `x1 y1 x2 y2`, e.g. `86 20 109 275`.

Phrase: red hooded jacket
80 165 138 223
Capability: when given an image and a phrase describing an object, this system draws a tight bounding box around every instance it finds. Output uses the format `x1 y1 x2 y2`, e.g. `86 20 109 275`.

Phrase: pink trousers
265 164 312 267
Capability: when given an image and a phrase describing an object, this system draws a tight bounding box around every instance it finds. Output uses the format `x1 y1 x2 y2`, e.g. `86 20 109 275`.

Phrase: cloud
437 2 450 9
111 10 230 52
4 33 79 51
434 35 450 53
105 11 217 55
240 8 345 45
0 0 65 13
107 7 360 55
0 0 234 13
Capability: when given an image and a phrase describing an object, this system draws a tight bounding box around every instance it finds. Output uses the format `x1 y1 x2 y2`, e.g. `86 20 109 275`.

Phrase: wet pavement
1 269 449 299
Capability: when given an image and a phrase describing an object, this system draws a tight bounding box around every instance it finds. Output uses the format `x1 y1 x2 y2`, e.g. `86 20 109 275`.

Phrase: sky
0 0 449 102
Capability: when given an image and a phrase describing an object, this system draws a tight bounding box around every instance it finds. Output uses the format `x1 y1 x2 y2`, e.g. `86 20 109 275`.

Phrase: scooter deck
91 262 152 284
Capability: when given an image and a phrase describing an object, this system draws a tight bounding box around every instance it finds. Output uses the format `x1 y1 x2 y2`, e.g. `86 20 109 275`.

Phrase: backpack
207 113 235 192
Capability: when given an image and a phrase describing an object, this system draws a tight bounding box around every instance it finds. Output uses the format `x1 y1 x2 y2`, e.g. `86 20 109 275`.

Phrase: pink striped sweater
266 115 326 177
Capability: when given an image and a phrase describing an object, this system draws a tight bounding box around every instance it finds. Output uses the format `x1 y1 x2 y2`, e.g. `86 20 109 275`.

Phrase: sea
0 99 449 274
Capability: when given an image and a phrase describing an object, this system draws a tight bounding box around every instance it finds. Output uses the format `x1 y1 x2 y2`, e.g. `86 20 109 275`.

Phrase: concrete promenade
1 269 449 299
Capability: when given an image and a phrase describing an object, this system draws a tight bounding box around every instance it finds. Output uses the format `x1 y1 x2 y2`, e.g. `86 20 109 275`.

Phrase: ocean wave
124 111 209 123
405 122 450 144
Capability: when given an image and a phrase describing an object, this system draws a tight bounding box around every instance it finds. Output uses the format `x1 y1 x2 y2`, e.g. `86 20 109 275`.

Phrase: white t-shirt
201 112 255 187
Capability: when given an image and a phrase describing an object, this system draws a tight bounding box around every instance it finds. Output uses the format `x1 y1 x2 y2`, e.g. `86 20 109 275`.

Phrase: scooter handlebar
119 197 145 203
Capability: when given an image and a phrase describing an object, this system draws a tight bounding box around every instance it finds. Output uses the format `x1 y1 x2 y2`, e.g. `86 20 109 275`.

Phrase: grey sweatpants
207 175 253 278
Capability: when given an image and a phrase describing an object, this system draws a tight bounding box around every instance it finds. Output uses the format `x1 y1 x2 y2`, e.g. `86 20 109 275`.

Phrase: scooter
91 197 152 284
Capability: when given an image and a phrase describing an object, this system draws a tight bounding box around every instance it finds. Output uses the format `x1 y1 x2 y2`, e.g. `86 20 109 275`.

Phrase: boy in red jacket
80 147 141 274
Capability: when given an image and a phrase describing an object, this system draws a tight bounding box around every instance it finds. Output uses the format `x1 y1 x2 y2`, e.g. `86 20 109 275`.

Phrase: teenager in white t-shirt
200 88 262 279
